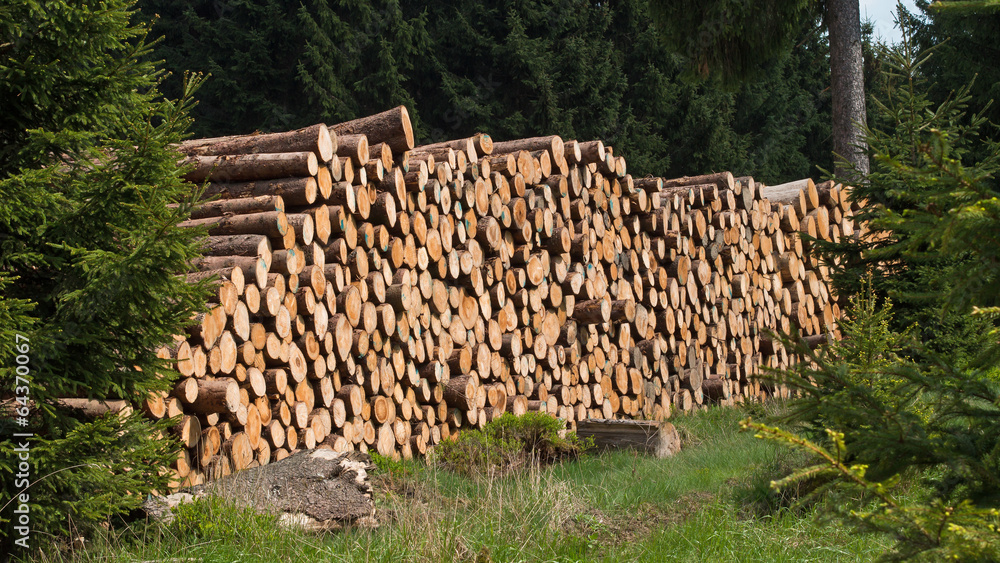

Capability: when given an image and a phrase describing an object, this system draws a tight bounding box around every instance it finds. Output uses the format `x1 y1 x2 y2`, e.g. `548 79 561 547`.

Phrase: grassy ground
52 404 891 562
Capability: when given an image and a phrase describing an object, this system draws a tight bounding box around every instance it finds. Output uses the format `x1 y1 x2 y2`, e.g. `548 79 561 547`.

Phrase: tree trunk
330 106 414 154
179 123 335 164
828 0 869 178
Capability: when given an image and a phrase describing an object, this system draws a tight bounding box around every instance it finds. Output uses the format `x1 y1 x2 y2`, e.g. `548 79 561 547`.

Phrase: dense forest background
134 1 997 183
134 0 828 183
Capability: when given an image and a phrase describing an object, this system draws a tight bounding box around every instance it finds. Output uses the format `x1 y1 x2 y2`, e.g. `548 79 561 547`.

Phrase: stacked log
107 105 860 486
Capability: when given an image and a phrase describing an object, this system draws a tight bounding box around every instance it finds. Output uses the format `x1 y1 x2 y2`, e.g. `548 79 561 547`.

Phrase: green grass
50 404 892 562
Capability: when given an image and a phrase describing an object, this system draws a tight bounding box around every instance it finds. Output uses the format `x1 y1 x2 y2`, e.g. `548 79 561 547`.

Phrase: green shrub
433 413 592 476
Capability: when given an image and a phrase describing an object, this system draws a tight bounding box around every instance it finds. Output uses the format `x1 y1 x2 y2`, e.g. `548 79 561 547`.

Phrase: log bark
179 123 335 163
331 106 414 154
199 177 317 206
183 152 319 183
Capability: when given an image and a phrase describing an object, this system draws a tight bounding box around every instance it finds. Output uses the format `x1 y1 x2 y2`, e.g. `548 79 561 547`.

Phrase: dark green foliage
0 0 207 552
137 0 833 182
396 0 833 181
746 419 1000 561
433 413 592 477
728 18 835 180
751 28 1000 560
751 289 1000 559
766 288 955 484
1 414 181 545
646 0 814 82
402 1 624 145
822 29 999 365
137 0 430 138
610 3 833 180
908 1 1000 160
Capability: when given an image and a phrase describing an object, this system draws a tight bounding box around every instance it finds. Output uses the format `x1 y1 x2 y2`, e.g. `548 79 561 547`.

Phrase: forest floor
55 404 890 562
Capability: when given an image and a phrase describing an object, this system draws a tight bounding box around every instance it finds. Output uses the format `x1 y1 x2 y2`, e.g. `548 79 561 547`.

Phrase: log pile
126 105 859 486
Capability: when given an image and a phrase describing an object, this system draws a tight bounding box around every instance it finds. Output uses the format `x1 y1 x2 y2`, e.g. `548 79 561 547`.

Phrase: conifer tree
0 0 208 552
827 25 998 362
907 0 1000 159
748 29 1000 561
648 0 870 177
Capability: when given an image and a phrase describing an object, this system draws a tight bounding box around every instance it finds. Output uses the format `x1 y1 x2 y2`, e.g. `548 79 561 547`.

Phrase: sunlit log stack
133 105 860 486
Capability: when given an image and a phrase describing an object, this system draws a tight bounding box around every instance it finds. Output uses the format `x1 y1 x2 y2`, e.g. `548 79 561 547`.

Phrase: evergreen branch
0 463 100 513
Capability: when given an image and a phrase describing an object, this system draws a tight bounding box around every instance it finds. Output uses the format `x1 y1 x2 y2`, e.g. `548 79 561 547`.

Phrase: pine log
189 195 285 220
331 106 414 154
188 379 241 414
492 136 564 162
179 123 335 163
662 171 735 191
575 419 680 458
200 177 318 206
183 152 319 183
337 134 370 165
57 398 132 418
181 211 288 239
201 234 272 261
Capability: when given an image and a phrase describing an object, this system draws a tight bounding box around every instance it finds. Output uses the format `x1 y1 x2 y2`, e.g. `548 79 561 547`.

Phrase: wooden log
575 419 681 458
444 375 477 411
369 142 393 170
183 152 319 183
572 299 611 324
57 398 132 418
662 171 734 191
337 134 370 165
179 123 335 163
189 195 285 220
222 432 254 471
188 379 241 414
200 234 272 262
414 136 482 160
199 177 317 206
759 179 812 218
492 136 564 163
578 140 605 164
181 211 288 239
331 106 414 154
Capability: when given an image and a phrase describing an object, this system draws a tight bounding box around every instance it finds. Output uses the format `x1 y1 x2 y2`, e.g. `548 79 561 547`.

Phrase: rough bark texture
179 123 335 163
144 449 376 530
828 0 869 178
330 106 414 154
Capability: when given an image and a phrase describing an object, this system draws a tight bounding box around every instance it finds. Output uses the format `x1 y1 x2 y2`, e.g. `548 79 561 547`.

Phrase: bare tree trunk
828 0 869 179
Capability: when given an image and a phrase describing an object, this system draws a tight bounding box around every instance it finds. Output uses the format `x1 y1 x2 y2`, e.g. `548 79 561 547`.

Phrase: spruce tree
748 30 1000 561
908 0 1000 160
0 0 208 552
826 25 999 363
